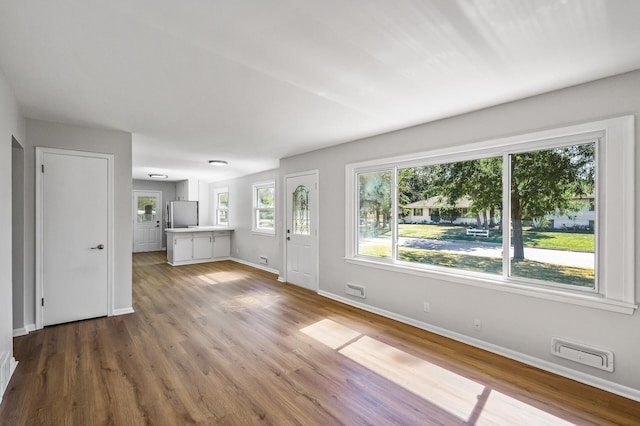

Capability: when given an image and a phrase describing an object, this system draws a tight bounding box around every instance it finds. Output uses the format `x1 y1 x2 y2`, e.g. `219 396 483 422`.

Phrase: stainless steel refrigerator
167 200 198 228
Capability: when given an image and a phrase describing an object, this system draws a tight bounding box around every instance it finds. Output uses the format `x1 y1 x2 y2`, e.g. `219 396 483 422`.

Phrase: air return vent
345 283 366 299
551 337 614 372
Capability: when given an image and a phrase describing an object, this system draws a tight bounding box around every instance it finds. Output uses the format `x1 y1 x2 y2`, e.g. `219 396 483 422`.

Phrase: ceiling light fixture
149 173 168 179
209 160 228 167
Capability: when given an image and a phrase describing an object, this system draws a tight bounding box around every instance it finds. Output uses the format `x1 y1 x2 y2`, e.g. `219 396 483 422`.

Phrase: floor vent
345 283 366 299
551 337 614 372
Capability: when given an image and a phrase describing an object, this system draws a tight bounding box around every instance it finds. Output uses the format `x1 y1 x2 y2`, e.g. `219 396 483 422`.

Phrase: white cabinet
166 229 232 266
192 233 213 260
173 234 194 263
212 231 231 258
175 179 200 201
175 180 189 200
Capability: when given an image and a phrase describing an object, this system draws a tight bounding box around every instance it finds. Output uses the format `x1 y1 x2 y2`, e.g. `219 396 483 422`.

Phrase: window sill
344 257 637 315
252 229 276 237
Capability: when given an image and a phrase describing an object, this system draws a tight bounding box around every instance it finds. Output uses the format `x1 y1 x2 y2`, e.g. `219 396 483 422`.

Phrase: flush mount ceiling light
209 160 228 166
149 173 168 179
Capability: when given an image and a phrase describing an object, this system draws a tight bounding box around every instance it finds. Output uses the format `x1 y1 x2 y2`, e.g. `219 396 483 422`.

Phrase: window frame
213 187 229 226
345 116 636 314
252 180 276 236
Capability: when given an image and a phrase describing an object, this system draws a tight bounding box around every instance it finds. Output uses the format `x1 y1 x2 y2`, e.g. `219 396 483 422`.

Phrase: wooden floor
1 252 639 425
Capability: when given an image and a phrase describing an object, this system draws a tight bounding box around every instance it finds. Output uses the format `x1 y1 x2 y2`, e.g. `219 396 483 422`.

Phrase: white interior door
41 150 110 326
285 172 318 291
133 190 163 252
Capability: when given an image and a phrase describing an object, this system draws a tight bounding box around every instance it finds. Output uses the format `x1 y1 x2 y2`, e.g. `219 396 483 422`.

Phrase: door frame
132 189 163 252
282 170 319 291
35 147 115 330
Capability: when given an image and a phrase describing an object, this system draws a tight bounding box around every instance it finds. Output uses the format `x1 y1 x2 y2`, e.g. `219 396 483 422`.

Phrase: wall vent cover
551 337 614 372
345 283 366 299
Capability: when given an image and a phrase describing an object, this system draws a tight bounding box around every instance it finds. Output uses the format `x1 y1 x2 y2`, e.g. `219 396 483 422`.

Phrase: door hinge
41 164 45 173
41 297 44 307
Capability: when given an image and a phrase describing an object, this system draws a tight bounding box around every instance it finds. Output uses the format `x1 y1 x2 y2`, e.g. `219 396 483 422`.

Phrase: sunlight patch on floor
300 318 361 349
340 335 484 420
197 271 248 284
300 318 576 425
220 295 261 311
477 390 574 425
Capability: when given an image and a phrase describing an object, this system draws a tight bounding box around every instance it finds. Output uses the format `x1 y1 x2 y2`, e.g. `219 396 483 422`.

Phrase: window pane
218 192 229 209
137 197 156 223
510 142 595 288
217 209 228 225
258 209 274 229
257 187 275 208
292 185 310 235
397 157 503 274
358 171 392 259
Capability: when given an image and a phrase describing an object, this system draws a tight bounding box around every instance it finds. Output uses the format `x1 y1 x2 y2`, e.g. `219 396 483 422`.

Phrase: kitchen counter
165 227 234 266
165 226 234 233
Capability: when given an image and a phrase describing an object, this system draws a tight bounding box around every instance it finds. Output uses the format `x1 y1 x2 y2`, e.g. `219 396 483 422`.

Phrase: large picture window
346 117 635 313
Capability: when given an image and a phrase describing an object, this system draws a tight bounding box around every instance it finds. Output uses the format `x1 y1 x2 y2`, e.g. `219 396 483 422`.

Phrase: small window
252 181 276 234
413 208 423 216
213 188 229 226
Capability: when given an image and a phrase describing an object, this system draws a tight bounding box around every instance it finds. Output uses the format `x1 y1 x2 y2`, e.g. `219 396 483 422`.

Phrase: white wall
24 119 133 324
0 67 25 400
279 70 640 397
209 169 280 273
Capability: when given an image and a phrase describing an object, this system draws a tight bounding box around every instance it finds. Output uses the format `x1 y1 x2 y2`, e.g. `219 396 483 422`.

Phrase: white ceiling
1 0 640 182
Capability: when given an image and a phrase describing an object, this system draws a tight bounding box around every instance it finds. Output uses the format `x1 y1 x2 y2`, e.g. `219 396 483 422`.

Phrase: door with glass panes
285 172 318 290
133 190 163 252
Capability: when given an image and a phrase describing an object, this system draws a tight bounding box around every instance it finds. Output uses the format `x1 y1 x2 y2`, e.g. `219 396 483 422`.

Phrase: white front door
133 190 163 252
285 172 318 291
40 149 110 326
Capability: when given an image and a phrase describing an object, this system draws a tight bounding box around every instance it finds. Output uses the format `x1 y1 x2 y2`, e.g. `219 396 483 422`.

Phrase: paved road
369 237 594 269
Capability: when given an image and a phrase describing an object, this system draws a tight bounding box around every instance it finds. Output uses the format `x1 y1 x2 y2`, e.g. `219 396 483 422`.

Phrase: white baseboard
0 351 17 403
318 290 640 403
13 323 36 337
230 257 280 276
112 307 135 316
277 276 286 283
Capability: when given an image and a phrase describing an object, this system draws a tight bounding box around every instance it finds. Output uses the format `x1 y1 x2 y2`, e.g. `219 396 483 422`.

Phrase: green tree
397 143 594 261
359 171 391 235
510 144 594 259
428 157 502 229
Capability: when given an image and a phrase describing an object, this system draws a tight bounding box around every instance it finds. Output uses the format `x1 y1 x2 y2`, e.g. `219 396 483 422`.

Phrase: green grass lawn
358 243 594 288
394 224 594 252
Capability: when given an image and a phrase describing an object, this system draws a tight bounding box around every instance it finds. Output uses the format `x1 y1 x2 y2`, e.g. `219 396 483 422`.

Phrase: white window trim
252 180 276 236
345 116 636 314
213 187 229 226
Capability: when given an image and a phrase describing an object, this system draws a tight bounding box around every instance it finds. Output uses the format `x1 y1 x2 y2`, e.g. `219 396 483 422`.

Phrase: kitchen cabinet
166 228 232 266
192 233 213 260
212 231 230 258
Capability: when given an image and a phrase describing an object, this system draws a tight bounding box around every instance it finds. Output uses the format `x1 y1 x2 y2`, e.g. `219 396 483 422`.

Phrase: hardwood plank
1 251 639 425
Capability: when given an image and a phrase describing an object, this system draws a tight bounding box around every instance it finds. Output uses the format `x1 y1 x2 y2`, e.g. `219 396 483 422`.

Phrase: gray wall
0 66 25 398
23 119 133 325
279 70 640 393
132 179 177 248
209 169 280 273
12 138 24 330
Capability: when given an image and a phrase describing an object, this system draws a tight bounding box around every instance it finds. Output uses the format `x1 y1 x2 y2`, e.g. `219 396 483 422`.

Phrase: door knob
91 244 105 250
286 237 290 240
